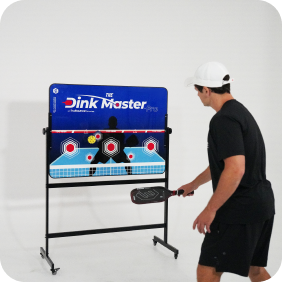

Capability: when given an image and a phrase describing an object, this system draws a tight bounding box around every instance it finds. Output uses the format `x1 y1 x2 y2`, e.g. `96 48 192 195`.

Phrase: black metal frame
40 114 178 275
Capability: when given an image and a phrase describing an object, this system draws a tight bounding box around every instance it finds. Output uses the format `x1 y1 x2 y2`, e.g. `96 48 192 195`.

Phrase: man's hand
193 207 216 235
178 182 197 197
178 166 211 197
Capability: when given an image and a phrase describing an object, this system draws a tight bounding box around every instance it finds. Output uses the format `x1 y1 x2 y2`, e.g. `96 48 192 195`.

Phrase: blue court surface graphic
50 147 165 178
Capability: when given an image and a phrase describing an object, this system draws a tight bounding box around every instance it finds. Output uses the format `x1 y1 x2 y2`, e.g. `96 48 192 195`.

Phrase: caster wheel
153 240 157 246
174 253 178 259
51 268 60 275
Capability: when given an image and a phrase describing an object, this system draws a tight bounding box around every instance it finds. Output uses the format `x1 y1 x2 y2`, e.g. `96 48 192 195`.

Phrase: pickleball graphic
88 135 96 144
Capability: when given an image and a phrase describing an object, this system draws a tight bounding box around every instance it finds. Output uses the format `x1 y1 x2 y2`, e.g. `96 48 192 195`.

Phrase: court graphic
50 147 165 178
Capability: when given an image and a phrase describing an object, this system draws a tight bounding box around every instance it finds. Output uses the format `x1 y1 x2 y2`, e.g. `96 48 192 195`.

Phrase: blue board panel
49 84 167 178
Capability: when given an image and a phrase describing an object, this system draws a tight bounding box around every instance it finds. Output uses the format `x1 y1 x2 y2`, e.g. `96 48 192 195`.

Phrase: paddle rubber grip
176 189 194 196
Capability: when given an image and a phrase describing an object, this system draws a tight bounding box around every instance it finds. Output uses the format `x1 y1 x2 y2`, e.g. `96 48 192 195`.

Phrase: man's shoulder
210 111 232 125
221 99 249 115
212 100 248 122
210 111 243 133
221 99 244 112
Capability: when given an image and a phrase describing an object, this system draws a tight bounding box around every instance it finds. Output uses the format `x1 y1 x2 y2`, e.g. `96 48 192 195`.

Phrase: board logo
62 95 148 110
53 88 59 94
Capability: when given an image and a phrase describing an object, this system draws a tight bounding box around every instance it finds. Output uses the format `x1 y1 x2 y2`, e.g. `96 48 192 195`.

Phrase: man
179 62 275 282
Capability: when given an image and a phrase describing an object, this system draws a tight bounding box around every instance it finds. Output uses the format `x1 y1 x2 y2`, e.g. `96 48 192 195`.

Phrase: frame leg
40 247 60 275
152 236 179 259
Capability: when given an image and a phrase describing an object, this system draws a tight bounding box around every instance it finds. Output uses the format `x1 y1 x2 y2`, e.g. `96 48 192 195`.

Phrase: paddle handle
176 189 194 196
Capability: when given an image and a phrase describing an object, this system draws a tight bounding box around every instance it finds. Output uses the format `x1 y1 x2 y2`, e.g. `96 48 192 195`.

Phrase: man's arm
178 166 211 196
206 156 245 213
193 155 245 234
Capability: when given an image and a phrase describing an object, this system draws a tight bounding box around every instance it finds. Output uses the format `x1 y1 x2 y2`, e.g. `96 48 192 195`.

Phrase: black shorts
199 215 274 277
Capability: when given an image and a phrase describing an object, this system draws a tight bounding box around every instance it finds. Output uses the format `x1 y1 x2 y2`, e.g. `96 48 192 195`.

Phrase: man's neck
210 93 234 112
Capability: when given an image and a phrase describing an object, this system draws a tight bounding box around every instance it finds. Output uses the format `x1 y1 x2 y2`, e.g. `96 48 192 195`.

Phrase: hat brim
184 77 235 87
184 77 194 87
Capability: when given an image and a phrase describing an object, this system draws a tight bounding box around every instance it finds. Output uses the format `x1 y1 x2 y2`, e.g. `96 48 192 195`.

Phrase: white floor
0 185 281 282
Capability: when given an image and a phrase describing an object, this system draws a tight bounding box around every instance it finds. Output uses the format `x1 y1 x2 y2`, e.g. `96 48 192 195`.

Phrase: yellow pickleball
88 135 96 144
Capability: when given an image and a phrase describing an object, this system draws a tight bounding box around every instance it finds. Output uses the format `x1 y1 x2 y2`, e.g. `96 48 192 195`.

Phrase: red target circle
107 143 115 152
96 134 100 139
129 154 133 159
66 144 75 152
147 142 155 151
87 155 92 160
115 103 120 107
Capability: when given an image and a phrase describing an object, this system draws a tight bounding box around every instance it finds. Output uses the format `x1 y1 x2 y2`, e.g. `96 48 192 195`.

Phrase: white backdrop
0 0 281 281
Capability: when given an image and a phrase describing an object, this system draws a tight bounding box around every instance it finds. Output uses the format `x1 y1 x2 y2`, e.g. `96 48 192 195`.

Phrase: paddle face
130 186 172 204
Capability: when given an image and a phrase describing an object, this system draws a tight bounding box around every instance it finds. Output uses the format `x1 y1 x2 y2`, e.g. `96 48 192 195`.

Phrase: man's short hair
195 75 231 94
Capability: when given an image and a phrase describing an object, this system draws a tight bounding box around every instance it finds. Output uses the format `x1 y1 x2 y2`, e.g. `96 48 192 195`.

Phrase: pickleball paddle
130 186 194 204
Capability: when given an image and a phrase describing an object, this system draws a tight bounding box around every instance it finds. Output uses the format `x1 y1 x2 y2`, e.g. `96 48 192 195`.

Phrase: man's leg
197 264 223 282
248 266 271 282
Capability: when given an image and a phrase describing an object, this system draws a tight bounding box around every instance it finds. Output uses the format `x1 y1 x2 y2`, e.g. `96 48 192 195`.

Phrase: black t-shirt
208 99 275 224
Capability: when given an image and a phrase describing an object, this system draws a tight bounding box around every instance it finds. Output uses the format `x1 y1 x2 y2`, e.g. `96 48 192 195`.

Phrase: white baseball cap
185 62 234 87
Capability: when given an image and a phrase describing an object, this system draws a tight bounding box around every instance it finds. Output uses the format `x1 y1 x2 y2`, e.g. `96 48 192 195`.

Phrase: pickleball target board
49 84 168 178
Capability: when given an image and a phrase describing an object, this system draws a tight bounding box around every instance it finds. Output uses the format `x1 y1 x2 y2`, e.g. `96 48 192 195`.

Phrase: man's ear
203 86 211 97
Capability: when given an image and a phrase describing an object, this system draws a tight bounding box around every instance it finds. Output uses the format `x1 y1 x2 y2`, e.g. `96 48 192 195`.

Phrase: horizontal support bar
47 224 166 238
48 178 166 188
